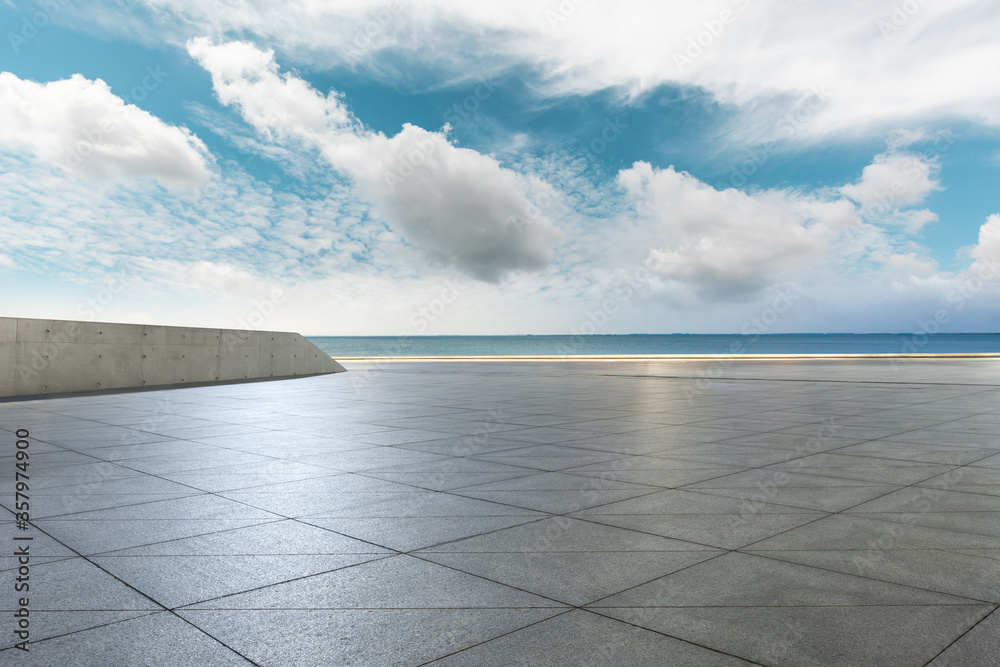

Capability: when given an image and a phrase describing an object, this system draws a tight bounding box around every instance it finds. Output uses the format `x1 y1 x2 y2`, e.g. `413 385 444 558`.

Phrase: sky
1 0 999 335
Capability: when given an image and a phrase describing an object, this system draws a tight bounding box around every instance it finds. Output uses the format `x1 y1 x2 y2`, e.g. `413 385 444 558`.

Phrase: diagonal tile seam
298 513 556 556
81 443 369 475
727 451 1000 553
658 398 1000 501
44 409 401 445
0 611 165 654
344 455 670 493
584 600 773 666
670 382 995 425
445 484 668 515
578 530 734 611
531 466 1000 608
586 603 992 609
930 548 1000 563
0 453 302 520
385 437 633 460
920 604 1000 666
645 486 854 516
372 448 622 477
573 546 994 650
730 539 1000 606
66 519 294 558
0 509 263 665
765 385 1000 432
137 492 709 613
755 464 963 488
2 427 335 478
366 465 672 492
164 551 400 609
0 493 209 521
678 388 1000 460
9 494 416 616
179 605 574 611
3 462 401 560
168 549 569 613
419 606 773 667
392 553 585 610
432 447 683 476
5 439 428 519
346 466 543 490
555 469 757 493
105 462 358 491
797 451 1000 473
358 417 642 442
864 512 1000 542
749 545 1000 554
162 476 577 571
410 549 720 554
413 608 578 666
585 605 950 667
516 486 814 554
780 449 997 467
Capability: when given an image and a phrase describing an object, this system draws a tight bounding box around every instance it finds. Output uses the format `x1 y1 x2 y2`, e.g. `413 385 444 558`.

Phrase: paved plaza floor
2 358 999 665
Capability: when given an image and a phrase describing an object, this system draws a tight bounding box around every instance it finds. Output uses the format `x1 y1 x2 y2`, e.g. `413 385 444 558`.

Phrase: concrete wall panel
0 319 15 345
0 317 346 398
12 342 145 395
0 344 14 396
138 343 222 385
218 344 261 380
142 325 223 347
16 319 145 346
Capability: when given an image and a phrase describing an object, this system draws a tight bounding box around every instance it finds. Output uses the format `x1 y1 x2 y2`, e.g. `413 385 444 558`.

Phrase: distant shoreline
310 333 1000 358
335 353 1000 361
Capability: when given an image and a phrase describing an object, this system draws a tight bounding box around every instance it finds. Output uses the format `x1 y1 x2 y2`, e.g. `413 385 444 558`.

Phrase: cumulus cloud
970 214 1000 273
610 146 957 304
186 39 354 140
841 148 941 228
188 38 561 281
618 162 836 299
0 72 210 191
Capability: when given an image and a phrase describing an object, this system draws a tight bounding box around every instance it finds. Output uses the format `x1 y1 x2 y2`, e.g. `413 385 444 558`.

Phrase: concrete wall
0 317 346 398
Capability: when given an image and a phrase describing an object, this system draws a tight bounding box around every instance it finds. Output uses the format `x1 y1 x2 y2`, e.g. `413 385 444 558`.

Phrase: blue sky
2 0 1000 334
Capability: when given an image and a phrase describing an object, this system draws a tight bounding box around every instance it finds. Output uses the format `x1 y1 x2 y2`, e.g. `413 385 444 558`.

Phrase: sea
308 334 1000 357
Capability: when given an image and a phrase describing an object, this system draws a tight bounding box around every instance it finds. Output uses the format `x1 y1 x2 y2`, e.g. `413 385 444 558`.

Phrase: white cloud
56 0 1000 142
883 252 938 279
886 128 932 151
617 162 837 299
841 149 941 218
188 38 562 282
186 39 353 140
606 146 966 310
0 72 210 191
970 214 1000 273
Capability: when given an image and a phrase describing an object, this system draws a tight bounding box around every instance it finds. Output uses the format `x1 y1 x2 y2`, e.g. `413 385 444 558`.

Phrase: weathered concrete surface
0 317 346 397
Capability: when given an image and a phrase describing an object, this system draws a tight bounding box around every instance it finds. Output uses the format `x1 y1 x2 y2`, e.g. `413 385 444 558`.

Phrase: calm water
308 334 1000 357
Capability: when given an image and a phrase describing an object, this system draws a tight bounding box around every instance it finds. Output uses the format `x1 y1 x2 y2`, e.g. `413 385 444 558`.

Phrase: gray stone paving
1 357 999 665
